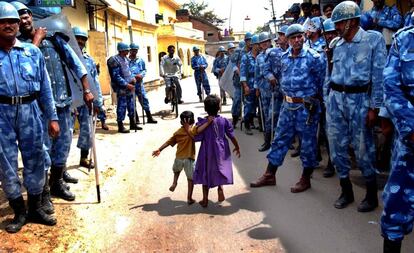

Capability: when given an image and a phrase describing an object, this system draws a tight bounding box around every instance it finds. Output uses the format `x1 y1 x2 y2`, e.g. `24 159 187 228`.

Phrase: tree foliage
182 0 226 26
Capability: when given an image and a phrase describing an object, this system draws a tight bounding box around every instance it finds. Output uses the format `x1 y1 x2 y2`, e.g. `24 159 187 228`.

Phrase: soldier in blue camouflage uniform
0 2 59 233
261 35 284 152
250 24 325 193
240 35 258 136
107 42 138 133
366 0 403 48
276 25 289 51
403 1 414 27
326 1 387 212
305 17 326 52
16 3 94 203
72 27 104 169
380 25 414 253
229 41 244 127
129 43 158 124
212 46 228 105
191 46 210 102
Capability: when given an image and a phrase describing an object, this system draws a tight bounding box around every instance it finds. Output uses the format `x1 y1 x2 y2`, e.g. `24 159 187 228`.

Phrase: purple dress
193 115 235 188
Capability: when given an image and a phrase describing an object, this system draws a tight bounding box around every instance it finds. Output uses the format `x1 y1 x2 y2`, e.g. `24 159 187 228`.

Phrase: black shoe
357 179 378 212
178 100 184 104
164 97 170 104
50 179 76 201
334 178 354 209
27 194 57 226
6 196 27 233
129 117 143 130
323 161 335 178
146 111 158 124
41 188 54 215
63 171 78 184
258 132 271 152
117 121 130 133
198 95 203 102
101 121 109 131
383 238 402 253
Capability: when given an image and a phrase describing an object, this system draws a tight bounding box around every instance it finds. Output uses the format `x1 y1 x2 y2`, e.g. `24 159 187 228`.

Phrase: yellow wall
159 0 177 24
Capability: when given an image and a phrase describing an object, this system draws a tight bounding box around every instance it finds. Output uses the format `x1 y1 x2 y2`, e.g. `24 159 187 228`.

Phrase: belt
0 93 38 105
284 95 305 103
330 82 370 93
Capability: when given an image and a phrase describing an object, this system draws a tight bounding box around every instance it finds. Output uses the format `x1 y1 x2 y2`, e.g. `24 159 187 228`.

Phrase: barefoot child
193 95 240 208
152 111 211 205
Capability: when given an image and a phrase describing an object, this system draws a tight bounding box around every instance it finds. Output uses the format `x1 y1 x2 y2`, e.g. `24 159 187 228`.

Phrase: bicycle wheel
170 88 175 113
174 87 179 118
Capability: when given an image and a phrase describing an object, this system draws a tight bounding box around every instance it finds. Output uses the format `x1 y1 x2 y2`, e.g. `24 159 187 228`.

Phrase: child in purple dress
193 95 240 208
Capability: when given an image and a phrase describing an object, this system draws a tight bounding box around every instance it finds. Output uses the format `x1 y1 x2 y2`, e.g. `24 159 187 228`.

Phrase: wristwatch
83 89 91 94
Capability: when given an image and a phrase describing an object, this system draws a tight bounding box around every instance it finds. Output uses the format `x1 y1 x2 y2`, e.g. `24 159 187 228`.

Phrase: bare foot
199 199 208 208
218 188 225 202
187 199 195 205
169 183 177 192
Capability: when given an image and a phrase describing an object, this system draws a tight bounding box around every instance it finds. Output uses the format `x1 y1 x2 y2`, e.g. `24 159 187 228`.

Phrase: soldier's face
129 49 138 57
277 33 287 45
288 33 304 50
259 40 270 51
119 50 129 57
0 19 19 41
75 36 87 50
325 31 338 44
19 13 33 34
228 48 234 54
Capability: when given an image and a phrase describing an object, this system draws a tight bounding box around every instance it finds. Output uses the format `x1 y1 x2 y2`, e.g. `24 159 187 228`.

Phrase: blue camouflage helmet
251 34 259 44
10 1 31 15
193 46 200 51
323 18 336 32
258 32 271 43
290 4 301 13
331 1 361 24
130 43 139 50
278 25 289 34
245 32 253 40
218 46 226 52
286 24 305 38
117 42 130 52
0 1 20 21
72 26 88 39
227 42 235 50
238 40 246 48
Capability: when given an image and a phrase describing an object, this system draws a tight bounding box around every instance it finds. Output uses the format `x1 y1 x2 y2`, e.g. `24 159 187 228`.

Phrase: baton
271 91 275 141
258 95 265 137
89 105 101 203
240 83 243 130
133 91 137 132
138 81 145 125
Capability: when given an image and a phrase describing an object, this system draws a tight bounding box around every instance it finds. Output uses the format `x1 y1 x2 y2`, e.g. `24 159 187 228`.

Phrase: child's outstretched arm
152 141 170 157
230 137 241 158
196 116 214 134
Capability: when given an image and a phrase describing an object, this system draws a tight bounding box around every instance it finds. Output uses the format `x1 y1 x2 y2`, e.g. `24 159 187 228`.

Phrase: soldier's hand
130 77 137 84
126 84 135 91
33 27 47 46
366 108 378 128
48 120 60 138
269 79 277 88
152 149 161 157
83 92 94 111
136 74 143 82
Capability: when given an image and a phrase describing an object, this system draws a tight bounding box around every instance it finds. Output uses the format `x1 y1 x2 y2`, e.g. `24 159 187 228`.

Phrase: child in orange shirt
152 111 212 204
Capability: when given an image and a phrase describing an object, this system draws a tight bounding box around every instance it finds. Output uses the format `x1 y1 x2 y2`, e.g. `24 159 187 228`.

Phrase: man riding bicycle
160 45 183 104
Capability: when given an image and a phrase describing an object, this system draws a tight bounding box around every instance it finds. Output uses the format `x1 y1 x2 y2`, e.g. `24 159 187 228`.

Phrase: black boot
117 121 130 133
198 95 203 102
79 149 94 169
383 238 401 253
323 159 335 178
129 117 142 130
358 178 378 212
258 132 271 152
5 196 27 233
101 120 109 130
244 121 253 135
145 110 158 124
63 168 78 184
334 177 354 209
232 116 239 129
50 165 76 201
27 194 57 226
42 171 54 215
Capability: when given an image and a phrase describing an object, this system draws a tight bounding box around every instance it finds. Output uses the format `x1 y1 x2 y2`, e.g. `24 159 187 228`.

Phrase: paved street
1 74 413 252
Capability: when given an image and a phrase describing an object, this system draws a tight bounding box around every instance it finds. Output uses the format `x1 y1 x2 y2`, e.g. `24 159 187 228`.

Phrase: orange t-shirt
166 126 196 160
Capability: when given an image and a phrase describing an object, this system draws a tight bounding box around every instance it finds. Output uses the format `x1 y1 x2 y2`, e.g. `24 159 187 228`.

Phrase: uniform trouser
269 94 283 134
76 105 92 151
260 92 272 134
194 71 210 96
116 92 134 122
326 91 376 180
267 102 320 169
243 89 256 123
164 76 182 101
0 103 46 200
97 108 106 122
135 82 150 111
44 105 73 168
381 138 414 242
231 76 242 117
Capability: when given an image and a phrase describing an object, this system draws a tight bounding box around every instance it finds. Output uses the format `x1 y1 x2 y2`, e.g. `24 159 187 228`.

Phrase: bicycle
164 74 180 118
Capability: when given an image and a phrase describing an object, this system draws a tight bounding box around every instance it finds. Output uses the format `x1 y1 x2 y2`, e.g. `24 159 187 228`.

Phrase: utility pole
269 0 278 36
125 0 133 43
